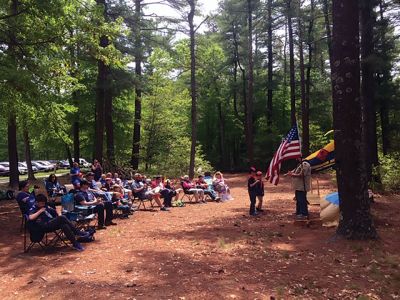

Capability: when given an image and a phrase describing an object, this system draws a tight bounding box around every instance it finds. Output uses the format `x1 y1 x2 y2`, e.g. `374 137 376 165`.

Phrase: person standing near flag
287 159 311 219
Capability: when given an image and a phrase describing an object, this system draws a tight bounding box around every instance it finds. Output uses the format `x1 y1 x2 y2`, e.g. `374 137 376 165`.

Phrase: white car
20 162 39 173
79 158 91 168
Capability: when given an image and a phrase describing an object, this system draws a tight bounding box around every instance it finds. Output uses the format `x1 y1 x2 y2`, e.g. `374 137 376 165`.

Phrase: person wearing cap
247 167 259 216
255 171 265 212
74 179 116 229
28 194 87 251
287 159 311 219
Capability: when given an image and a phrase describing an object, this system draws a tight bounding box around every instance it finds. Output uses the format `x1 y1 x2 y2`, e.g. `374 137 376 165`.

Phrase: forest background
0 0 399 191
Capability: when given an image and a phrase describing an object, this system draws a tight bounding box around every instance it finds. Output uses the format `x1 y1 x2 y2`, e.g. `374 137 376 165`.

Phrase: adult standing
91 159 103 182
287 159 311 219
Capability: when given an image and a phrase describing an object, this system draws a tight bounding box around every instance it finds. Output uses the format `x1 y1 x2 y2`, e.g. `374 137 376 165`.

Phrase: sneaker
97 225 107 230
250 212 259 217
105 221 117 226
201 199 207 203
256 208 264 212
296 215 308 220
72 242 85 251
160 206 169 211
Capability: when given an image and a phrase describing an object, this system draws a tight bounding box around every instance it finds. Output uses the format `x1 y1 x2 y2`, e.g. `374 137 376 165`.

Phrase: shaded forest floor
0 173 399 299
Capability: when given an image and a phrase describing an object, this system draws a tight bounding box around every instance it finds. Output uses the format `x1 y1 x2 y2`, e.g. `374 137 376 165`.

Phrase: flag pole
295 117 303 159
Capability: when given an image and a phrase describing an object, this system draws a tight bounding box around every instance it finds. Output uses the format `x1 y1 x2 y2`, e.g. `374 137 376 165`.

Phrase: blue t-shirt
70 167 81 183
16 191 36 215
74 190 95 205
28 205 57 226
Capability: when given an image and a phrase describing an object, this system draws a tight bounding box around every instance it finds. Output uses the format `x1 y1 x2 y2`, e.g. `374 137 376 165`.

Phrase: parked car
0 165 8 176
79 158 91 168
20 162 39 173
0 162 27 175
31 161 49 172
58 160 70 169
37 160 56 170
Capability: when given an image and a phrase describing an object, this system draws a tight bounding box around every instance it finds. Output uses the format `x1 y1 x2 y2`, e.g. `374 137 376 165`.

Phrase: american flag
266 125 302 185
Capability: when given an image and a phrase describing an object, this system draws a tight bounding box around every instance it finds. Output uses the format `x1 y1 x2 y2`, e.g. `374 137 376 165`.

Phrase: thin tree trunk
23 128 35 181
105 82 115 168
303 0 315 157
266 0 273 130
218 102 226 170
287 0 296 126
8 113 19 188
246 0 254 164
131 0 142 170
322 0 333 68
360 0 378 181
94 0 108 163
73 91 80 163
297 5 307 156
66 144 73 167
188 0 197 179
332 0 377 240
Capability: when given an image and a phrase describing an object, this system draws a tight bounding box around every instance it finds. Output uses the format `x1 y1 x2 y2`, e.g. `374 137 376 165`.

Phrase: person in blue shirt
70 162 81 184
28 194 87 251
45 174 67 197
74 180 116 229
16 180 36 216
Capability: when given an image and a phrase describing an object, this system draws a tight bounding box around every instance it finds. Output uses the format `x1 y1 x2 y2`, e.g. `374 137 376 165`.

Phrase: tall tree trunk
8 0 19 188
360 0 378 181
246 0 254 164
287 0 296 126
332 0 377 240
105 83 115 167
73 91 80 163
188 0 197 179
131 0 142 170
218 102 226 170
322 0 333 68
94 0 108 163
266 0 273 130
23 128 35 181
232 24 246 124
66 144 73 167
297 5 308 156
303 0 315 157
8 113 19 188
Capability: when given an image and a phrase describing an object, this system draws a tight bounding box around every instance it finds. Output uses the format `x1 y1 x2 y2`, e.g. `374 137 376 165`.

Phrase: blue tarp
325 192 340 205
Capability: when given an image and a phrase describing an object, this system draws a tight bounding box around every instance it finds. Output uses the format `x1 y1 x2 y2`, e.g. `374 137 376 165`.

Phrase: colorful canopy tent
320 192 340 227
305 141 335 172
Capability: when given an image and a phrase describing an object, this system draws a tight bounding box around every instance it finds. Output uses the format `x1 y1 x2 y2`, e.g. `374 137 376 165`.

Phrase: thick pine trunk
287 0 296 126
360 0 379 181
332 0 377 240
66 144 73 167
188 0 197 179
246 0 254 165
8 113 19 188
23 128 35 181
131 0 142 170
322 0 333 67
266 0 273 130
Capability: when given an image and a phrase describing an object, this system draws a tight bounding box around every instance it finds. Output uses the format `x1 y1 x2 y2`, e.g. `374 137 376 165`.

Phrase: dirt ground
0 173 399 300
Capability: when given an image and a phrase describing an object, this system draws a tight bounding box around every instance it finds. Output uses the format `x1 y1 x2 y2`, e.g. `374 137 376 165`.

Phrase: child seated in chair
28 194 88 251
45 174 67 197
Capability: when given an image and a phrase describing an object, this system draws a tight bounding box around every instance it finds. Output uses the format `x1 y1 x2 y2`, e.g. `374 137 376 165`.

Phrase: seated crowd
16 159 233 253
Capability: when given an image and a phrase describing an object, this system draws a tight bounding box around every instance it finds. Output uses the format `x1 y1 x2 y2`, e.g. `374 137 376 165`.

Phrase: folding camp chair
180 182 194 203
61 193 96 230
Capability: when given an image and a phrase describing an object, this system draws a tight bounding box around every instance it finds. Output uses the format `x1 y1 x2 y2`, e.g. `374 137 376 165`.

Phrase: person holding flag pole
265 123 311 219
